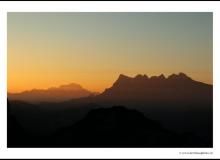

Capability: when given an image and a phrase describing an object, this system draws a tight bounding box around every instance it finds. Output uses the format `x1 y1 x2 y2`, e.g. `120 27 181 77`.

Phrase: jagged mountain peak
100 72 212 101
158 74 166 79
118 74 131 80
135 74 149 80
116 72 192 83
149 74 166 80
167 72 192 81
113 74 132 86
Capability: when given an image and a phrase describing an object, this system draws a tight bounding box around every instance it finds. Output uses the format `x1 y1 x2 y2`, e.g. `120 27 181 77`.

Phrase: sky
8 12 213 93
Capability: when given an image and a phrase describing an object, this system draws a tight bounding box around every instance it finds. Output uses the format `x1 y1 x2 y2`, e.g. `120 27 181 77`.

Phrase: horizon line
8 72 213 94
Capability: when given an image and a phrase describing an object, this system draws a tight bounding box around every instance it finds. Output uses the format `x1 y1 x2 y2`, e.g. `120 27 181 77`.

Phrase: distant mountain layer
8 83 96 103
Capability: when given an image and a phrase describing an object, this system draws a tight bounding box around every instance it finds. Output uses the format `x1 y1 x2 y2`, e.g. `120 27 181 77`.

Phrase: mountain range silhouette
8 72 212 104
7 73 213 147
99 72 212 103
8 83 96 103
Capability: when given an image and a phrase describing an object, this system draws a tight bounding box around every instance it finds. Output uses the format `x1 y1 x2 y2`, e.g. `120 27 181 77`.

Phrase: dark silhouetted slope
53 106 205 147
99 72 212 103
7 99 28 147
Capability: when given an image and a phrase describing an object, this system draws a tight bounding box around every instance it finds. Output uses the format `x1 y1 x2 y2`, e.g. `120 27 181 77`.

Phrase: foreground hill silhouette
8 105 206 147
7 99 28 147
8 73 213 147
53 106 205 147
8 83 96 103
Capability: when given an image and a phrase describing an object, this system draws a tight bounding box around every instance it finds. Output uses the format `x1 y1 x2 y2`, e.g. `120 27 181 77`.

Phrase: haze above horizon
8 12 213 93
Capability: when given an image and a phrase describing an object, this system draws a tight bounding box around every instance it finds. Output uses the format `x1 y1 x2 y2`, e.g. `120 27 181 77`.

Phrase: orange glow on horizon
8 13 212 94
7 71 213 94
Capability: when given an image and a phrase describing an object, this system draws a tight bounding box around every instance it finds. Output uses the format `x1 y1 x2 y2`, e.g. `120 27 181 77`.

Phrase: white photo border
0 1 219 159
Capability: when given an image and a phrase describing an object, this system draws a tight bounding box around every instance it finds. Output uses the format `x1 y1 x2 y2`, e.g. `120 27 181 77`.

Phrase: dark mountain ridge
97 72 212 104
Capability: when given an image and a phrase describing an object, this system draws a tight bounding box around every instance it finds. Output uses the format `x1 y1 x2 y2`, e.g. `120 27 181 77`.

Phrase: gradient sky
8 12 213 93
